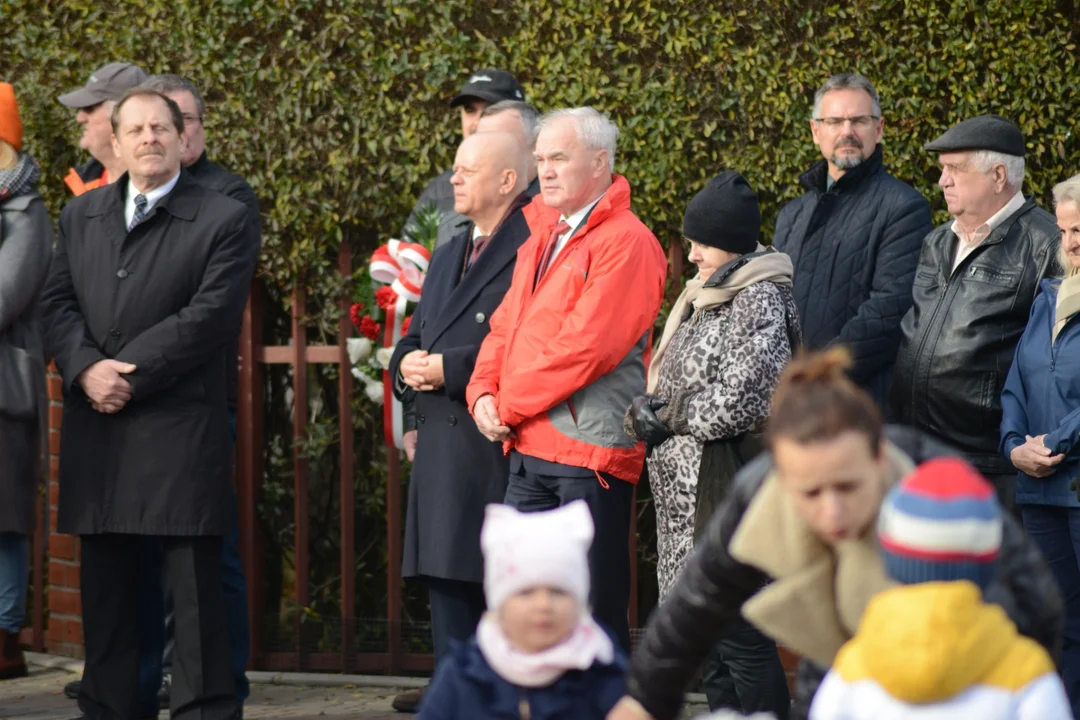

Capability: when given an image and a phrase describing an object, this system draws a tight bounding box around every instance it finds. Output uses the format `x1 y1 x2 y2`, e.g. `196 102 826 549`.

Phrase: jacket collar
729 441 915 667
83 169 200 222
187 151 211 174
799 144 884 195
523 174 633 236
702 248 771 288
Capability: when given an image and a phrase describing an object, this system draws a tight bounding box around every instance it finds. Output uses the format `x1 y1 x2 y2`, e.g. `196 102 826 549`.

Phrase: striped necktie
128 194 148 231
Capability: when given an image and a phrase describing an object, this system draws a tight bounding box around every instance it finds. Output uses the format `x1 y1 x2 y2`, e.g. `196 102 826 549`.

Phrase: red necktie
535 220 570 287
465 235 489 274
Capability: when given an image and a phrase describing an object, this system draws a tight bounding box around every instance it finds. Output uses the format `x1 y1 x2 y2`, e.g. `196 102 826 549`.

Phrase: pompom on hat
0 83 23 152
480 500 593 612
877 457 1003 590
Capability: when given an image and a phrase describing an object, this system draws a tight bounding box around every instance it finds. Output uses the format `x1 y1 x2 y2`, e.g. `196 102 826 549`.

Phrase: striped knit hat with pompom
877 457 1002 590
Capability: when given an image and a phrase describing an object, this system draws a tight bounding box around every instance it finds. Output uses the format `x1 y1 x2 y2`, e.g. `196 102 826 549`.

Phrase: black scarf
0 153 41 203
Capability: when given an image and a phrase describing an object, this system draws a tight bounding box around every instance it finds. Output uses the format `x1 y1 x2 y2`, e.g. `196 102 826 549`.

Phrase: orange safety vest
64 167 108 196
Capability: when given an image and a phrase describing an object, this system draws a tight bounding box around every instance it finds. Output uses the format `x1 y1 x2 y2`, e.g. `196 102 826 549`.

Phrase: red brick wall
45 363 83 658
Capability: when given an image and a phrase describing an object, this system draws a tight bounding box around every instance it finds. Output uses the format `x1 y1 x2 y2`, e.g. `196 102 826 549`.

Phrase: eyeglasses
181 114 203 126
813 115 879 129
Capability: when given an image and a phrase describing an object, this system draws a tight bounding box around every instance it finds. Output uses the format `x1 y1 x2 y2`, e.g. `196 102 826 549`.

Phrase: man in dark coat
892 115 1059 511
772 73 932 407
41 87 258 720
388 131 532 713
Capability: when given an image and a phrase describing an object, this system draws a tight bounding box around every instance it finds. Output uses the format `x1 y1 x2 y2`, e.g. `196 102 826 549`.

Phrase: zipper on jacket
519 697 531 719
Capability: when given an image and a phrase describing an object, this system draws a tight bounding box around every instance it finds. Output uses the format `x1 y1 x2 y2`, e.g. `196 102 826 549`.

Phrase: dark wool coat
185 151 262 413
389 207 531 583
772 146 932 407
419 637 628 720
0 191 52 534
41 171 258 535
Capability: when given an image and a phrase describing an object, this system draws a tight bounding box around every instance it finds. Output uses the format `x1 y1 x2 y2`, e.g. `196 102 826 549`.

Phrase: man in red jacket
467 107 667 649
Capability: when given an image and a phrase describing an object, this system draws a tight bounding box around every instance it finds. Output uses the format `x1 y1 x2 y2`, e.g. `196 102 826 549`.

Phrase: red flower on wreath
358 315 382 341
375 285 399 311
349 303 365 330
401 316 412 335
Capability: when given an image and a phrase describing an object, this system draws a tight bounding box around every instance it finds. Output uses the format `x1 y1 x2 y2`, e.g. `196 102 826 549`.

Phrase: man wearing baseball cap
892 114 1059 511
57 61 148 195
400 68 526 251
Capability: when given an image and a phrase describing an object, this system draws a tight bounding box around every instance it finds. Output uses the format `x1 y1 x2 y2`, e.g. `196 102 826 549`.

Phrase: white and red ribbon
368 239 431 449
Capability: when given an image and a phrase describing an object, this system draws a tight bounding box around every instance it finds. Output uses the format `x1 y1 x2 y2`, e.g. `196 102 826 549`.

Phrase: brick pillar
45 363 83 658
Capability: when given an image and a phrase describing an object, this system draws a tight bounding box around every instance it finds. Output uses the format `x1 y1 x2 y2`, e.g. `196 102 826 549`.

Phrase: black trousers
426 576 485 667
80 534 236 720
503 467 634 651
701 617 791 719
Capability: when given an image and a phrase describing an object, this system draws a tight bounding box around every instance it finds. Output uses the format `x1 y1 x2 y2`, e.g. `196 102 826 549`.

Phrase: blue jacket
1001 279 1080 507
418 636 628 720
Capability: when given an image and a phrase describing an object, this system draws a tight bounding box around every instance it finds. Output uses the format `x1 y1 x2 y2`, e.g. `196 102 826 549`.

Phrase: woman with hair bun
608 348 1064 720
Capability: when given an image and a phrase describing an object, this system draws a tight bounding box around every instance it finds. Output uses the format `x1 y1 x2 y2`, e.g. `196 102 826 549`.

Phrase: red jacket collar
523 174 632 234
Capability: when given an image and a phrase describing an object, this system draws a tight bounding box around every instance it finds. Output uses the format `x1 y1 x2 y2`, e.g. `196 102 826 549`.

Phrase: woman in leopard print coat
626 172 801 716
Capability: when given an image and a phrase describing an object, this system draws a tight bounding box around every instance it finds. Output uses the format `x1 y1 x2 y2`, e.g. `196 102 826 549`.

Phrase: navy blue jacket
418 637 628 720
772 145 931 408
1001 279 1080 507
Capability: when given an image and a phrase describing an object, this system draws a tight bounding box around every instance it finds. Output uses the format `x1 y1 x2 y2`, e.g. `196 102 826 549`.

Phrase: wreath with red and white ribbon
349 240 432 449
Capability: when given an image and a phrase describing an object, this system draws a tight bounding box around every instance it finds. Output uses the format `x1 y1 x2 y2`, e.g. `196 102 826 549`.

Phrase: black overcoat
389 207 530 583
40 171 258 535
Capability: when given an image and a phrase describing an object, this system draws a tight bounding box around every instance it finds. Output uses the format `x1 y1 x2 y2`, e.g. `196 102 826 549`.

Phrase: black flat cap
923 114 1026 157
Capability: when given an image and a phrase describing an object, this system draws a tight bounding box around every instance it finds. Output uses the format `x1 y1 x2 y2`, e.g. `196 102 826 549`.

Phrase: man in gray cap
891 114 1059 510
58 62 148 196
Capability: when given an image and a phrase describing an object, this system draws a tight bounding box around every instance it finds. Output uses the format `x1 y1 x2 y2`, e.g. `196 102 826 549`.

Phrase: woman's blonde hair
1052 173 1080 278
0 139 16 171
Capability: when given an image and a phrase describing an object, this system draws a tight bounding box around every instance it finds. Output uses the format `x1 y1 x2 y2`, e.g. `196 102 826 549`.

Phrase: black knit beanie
682 171 761 255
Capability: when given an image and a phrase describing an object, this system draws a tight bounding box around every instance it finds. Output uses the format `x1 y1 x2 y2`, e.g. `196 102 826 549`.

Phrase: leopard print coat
648 280 801 600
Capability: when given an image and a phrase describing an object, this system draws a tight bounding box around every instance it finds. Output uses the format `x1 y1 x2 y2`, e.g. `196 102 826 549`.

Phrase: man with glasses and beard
771 73 931 409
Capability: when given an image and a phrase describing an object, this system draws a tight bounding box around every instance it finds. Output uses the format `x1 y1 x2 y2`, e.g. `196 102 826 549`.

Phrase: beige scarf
646 246 794 392
1053 270 1080 344
728 443 915 668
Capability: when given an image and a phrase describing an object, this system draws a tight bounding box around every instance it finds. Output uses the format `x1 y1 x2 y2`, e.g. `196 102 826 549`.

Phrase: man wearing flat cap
892 114 1059 510
58 61 149 195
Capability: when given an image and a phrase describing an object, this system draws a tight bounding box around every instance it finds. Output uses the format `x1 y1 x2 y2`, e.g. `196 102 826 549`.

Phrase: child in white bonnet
419 500 627 719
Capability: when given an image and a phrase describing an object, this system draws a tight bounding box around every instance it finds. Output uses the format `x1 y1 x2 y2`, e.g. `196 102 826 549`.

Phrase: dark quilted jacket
772 146 932 407
625 426 1063 720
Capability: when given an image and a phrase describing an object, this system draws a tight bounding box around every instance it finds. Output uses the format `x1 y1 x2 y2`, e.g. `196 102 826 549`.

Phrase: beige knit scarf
647 246 794 393
1054 269 1080 344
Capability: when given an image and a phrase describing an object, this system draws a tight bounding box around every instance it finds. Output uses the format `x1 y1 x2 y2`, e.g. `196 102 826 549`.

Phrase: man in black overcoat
388 131 532 712
40 87 258 720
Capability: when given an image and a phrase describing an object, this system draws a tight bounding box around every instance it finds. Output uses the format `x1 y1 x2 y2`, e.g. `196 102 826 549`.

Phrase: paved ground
0 660 711 719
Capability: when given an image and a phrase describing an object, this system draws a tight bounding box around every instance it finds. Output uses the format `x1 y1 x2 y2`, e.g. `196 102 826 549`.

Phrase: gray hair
540 107 620 172
1053 173 1080 276
971 150 1025 191
482 100 540 148
142 74 205 120
812 73 882 118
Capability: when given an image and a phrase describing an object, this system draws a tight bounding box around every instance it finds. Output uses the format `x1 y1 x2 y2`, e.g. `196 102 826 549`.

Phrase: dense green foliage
5 0 1078 651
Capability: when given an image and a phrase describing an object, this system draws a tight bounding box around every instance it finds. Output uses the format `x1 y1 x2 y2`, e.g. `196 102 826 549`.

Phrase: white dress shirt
125 172 181 229
550 193 606 262
951 190 1027 271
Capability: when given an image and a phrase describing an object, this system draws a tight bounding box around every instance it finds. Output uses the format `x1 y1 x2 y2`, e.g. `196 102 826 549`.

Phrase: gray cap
58 62 149 109
923 114 1026 157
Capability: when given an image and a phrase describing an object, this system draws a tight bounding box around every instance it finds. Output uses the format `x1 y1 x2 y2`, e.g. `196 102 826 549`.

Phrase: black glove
630 395 674 448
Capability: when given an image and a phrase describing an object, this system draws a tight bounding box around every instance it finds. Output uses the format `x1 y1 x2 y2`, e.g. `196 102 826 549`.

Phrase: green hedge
6 0 1078 637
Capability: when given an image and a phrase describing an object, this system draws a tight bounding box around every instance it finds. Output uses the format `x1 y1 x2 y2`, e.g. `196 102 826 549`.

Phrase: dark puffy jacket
891 198 1058 476
625 426 1063 720
419 636 627 720
773 146 931 407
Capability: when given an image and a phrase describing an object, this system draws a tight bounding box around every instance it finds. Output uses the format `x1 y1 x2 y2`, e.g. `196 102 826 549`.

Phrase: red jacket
466 175 667 482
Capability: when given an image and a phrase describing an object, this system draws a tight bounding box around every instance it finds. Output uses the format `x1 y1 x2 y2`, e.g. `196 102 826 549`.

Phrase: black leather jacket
625 426 1063 720
890 198 1058 475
